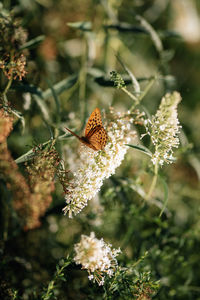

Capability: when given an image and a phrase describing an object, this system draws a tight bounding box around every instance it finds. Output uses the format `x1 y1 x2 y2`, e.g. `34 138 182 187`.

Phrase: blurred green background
1 0 200 299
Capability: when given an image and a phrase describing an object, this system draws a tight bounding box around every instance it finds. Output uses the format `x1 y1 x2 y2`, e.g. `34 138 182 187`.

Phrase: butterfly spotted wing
85 108 103 137
84 108 107 150
65 108 107 151
87 126 107 150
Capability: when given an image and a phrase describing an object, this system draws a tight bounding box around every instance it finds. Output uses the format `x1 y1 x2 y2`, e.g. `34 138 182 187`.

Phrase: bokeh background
1 0 200 299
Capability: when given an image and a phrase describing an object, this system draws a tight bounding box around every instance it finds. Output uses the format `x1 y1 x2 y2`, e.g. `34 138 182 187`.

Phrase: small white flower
159 125 166 131
74 232 121 286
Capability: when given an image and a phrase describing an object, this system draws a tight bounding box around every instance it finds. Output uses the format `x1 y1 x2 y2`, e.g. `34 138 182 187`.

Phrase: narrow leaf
15 148 36 164
105 22 148 34
46 79 60 118
13 75 78 99
15 133 69 164
33 94 51 122
15 140 50 164
42 75 78 100
12 75 78 123
19 35 45 50
12 83 43 95
126 144 152 157
136 15 163 54
116 54 140 93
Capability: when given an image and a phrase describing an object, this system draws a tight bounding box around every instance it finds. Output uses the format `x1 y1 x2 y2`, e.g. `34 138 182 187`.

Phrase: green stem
79 35 87 130
42 258 71 300
121 87 138 103
132 251 148 268
138 76 155 102
129 76 155 112
146 162 158 200
2 75 13 106
3 75 13 95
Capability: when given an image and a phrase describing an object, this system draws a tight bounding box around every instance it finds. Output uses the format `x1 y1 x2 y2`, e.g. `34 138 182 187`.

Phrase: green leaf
19 35 45 50
15 140 50 164
136 15 163 54
116 54 140 93
15 133 69 164
126 179 146 199
104 22 148 34
46 79 61 123
12 75 78 99
15 148 36 164
33 94 51 123
126 144 152 157
42 75 78 100
12 75 78 123
12 83 43 95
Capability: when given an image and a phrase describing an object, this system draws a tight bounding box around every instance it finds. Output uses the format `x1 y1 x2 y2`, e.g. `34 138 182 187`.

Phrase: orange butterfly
65 108 107 151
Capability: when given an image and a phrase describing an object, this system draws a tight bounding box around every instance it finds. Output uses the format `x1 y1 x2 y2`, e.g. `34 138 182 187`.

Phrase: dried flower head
63 108 135 218
145 91 181 166
0 132 67 230
0 108 14 143
74 232 121 286
0 110 31 220
0 10 27 81
0 54 27 80
23 147 60 230
0 142 32 228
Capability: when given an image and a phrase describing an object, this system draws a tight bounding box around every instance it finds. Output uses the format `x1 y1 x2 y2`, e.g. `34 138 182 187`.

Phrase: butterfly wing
86 125 102 139
85 108 103 137
87 126 107 150
65 108 107 151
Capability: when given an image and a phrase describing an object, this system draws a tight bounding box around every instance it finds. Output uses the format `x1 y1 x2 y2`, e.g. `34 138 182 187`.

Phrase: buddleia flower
145 91 181 166
63 108 135 218
74 232 121 286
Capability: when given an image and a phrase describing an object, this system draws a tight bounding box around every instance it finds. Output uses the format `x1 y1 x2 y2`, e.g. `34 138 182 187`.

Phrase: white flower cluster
63 108 134 218
74 232 121 286
145 91 181 166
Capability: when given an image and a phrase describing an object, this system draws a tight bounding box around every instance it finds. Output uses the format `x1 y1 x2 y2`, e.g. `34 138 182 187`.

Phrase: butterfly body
65 108 107 151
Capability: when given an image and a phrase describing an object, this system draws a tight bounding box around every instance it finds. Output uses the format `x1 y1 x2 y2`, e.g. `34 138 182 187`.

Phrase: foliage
0 1 200 299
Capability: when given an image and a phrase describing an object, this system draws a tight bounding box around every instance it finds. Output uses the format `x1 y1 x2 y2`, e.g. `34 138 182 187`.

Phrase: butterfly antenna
65 127 81 139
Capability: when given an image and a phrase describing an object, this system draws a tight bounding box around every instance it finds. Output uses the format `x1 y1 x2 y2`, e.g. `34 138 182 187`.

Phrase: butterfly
65 108 107 151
